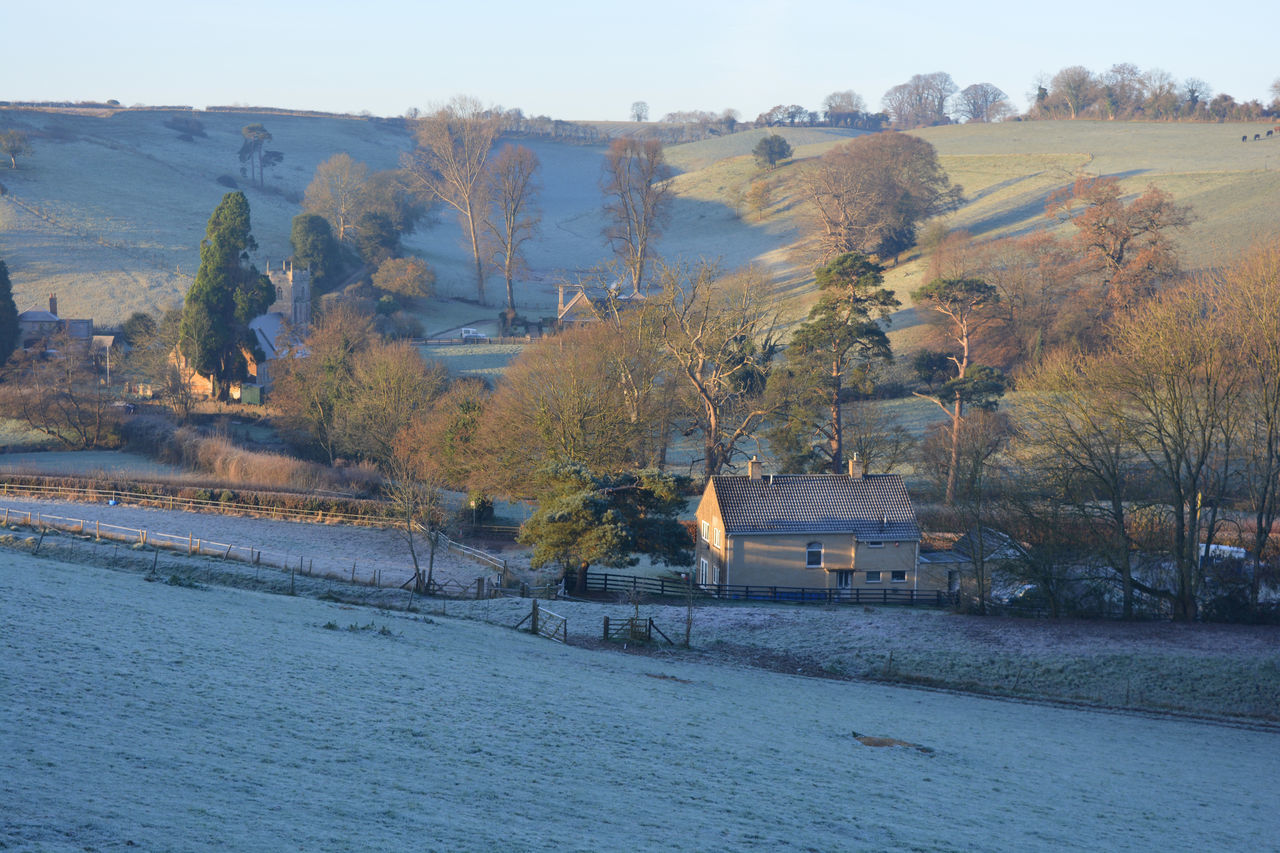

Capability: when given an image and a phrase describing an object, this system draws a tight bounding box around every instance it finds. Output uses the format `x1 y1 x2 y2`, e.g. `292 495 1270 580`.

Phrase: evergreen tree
770 253 899 473
0 257 19 364
179 192 273 401
290 213 342 290
518 463 692 594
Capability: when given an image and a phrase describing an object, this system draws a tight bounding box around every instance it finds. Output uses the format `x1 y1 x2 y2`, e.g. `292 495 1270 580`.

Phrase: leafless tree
1049 66 1097 118
404 96 500 304
601 138 673 293
822 90 866 125
303 153 371 242
484 144 541 312
954 83 1010 123
653 262 783 479
630 101 649 122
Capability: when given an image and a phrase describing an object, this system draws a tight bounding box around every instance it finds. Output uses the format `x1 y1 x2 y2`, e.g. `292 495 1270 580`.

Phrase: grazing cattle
1269 130 1274 137
1255 134 1262 140
1243 135 1249 142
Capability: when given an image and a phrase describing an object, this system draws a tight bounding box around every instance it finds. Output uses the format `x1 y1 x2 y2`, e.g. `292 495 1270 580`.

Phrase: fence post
603 616 610 641
475 577 484 599
531 599 540 635
188 532 193 554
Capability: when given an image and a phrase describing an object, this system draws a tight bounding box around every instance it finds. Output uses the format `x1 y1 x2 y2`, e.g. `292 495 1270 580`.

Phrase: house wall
726 534 920 589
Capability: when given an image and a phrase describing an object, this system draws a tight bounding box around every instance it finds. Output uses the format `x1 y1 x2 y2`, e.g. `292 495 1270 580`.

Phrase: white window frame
713 527 721 548
863 541 885 549
890 570 908 583
836 570 853 590
865 571 882 583
700 520 710 542
699 557 709 585
806 541 823 568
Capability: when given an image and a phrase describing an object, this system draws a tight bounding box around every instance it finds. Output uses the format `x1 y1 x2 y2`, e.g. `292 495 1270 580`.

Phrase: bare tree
630 101 649 122
954 83 1010 123
484 144 541 312
822 90 866 125
601 138 673 294
1048 66 1097 118
653 262 783 480
404 96 500 304
800 133 961 263
303 153 371 242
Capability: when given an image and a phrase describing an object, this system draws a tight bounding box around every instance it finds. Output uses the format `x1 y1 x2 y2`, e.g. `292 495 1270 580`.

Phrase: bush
216 174 238 189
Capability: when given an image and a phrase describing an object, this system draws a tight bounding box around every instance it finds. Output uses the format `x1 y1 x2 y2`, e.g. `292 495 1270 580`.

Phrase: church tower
267 261 312 330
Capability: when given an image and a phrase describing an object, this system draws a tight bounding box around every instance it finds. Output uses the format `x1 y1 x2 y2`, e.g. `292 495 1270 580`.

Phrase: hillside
1 109 1278 335
4 550 1278 851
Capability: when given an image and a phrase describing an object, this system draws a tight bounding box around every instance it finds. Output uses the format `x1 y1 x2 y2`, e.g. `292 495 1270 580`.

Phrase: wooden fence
581 571 955 607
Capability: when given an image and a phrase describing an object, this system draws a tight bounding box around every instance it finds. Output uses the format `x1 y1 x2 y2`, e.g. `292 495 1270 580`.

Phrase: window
865 571 882 583
863 541 885 549
700 520 710 542
713 527 721 547
891 570 908 583
836 570 852 589
699 558 709 585
806 542 823 567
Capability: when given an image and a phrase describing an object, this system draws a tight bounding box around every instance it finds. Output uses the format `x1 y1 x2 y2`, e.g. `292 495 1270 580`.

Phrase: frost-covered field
2 554 1277 853
0 496 501 590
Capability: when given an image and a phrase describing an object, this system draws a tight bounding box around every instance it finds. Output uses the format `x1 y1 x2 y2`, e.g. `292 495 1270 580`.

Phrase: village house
555 281 644 329
694 456 931 596
17 294 92 351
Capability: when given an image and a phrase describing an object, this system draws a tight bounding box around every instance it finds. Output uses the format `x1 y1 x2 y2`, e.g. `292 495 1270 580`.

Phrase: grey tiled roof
711 473 920 541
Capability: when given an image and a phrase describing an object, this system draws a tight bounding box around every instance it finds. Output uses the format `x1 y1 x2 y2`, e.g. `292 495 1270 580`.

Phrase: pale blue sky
10 1 1277 120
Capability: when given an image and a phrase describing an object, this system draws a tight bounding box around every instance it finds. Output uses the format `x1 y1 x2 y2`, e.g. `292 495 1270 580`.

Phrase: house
17 294 93 351
556 282 644 328
693 456 926 595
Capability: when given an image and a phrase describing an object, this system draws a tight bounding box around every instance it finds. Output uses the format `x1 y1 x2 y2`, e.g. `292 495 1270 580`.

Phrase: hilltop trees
601 138 673 293
1 131 31 170
801 133 961 263
405 96 501 304
178 192 274 401
954 83 1011 123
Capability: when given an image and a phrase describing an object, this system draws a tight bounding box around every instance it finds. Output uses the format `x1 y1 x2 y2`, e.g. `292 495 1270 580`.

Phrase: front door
836 570 853 599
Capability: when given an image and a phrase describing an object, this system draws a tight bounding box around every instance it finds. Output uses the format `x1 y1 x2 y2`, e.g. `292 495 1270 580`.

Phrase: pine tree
0 257 19 364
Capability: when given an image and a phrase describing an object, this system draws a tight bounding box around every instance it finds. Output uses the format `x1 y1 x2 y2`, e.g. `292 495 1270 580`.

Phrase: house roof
709 473 920 541
18 309 59 323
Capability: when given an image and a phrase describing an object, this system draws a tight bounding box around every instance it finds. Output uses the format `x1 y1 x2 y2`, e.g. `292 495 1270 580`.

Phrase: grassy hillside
1 109 1277 335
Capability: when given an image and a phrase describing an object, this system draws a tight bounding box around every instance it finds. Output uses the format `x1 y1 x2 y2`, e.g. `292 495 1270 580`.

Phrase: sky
9 1 1277 121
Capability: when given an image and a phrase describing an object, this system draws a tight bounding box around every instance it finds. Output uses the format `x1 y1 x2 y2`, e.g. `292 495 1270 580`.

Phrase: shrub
216 174 238 189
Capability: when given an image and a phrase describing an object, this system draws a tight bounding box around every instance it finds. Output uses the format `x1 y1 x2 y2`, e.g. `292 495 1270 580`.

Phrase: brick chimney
748 456 761 480
848 453 864 479
48 294 58 318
